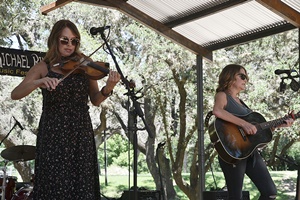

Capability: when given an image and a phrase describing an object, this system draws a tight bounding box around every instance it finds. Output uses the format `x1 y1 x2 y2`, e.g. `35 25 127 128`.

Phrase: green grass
204 171 297 200
99 170 298 200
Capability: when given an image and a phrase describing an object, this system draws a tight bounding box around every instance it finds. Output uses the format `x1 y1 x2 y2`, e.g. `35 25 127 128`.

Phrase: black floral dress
32 67 100 200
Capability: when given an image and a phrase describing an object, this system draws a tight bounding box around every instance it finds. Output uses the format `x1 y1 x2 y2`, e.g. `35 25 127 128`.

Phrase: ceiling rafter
206 23 295 51
41 0 75 15
256 0 300 28
165 0 248 28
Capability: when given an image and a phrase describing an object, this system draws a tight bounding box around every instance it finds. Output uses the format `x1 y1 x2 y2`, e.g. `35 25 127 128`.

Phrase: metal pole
197 55 205 200
104 130 108 186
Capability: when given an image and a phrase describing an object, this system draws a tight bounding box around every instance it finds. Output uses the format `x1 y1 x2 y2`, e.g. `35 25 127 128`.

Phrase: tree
1 2 300 200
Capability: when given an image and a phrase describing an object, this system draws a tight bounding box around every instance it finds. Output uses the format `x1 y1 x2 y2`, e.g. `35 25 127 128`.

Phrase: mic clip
90 26 111 35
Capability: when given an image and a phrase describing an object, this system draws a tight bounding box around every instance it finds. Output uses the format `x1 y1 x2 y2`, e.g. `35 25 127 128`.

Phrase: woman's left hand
277 112 295 128
280 118 294 128
105 70 121 91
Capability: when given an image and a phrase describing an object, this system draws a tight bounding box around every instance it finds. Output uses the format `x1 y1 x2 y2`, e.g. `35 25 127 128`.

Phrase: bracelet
101 87 113 97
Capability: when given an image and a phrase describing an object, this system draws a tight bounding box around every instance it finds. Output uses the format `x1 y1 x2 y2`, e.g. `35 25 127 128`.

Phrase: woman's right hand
241 121 257 135
34 77 60 91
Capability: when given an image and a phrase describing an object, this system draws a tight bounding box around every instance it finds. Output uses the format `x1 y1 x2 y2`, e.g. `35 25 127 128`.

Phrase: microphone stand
0 120 18 200
156 142 166 200
0 121 18 146
99 30 153 200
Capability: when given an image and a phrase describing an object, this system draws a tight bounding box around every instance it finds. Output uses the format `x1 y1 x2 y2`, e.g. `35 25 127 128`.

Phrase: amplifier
121 190 160 200
203 191 250 200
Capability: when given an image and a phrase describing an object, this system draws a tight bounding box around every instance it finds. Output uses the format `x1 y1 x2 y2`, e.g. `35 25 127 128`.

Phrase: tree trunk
156 146 177 200
144 94 177 200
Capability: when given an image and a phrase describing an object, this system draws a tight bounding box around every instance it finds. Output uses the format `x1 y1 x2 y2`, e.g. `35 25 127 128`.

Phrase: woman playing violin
11 19 120 200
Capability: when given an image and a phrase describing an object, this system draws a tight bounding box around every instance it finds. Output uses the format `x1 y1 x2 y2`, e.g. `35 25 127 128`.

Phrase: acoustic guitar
207 111 299 164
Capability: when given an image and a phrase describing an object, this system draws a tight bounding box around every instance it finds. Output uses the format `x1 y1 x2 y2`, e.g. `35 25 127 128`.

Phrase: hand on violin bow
34 77 60 91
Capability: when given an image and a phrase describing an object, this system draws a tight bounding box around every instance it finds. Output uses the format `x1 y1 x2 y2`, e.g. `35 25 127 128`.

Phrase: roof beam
41 0 116 15
256 0 300 28
206 23 295 51
41 0 75 15
165 0 248 28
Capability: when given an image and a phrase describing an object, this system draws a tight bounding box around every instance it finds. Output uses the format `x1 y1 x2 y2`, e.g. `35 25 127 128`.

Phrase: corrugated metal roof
177 1 286 46
127 0 230 23
41 0 300 60
283 0 300 12
127 0 296 50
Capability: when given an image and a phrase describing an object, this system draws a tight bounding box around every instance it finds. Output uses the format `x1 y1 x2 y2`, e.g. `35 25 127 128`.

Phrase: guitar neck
259 112 299 130
259 116 288 130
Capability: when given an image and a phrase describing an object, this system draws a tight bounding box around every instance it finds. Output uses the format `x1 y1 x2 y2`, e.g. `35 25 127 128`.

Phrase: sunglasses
59 37 80 46
238 73 248 81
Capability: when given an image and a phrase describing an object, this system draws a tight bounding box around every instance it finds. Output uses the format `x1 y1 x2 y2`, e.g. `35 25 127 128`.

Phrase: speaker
121 190 160 200
203 191 250 200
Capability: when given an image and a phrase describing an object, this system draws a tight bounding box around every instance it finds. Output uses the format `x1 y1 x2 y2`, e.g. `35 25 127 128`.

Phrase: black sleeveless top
224 93 252 116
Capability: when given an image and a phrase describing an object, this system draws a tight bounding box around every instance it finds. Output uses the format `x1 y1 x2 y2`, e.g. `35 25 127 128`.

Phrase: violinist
11 19 120 200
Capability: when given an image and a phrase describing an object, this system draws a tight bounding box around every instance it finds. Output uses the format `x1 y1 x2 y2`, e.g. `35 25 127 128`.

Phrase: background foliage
1 0 300 199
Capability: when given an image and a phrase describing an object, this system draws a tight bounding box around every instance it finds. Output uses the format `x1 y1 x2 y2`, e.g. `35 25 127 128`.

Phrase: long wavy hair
216 64 248 93
43 20 81 65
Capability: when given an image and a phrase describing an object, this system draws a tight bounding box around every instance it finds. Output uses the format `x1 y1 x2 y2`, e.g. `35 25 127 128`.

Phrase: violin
54 54 110 82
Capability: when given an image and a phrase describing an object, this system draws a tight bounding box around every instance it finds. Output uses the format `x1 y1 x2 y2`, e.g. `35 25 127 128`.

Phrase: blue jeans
219 151 277 200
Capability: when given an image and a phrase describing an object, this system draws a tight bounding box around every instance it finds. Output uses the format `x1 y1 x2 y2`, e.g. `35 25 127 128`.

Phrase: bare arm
89 70 121 106
11 61 60 100
212 92 257 135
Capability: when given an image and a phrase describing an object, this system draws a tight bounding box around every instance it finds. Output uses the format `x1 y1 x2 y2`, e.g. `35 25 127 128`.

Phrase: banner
0 47 45 77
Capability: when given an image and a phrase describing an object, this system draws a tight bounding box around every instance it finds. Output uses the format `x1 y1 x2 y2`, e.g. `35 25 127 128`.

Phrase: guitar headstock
290 110 300 120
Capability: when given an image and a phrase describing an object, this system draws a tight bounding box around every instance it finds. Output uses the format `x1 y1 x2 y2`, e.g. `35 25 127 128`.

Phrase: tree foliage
0 1 299 200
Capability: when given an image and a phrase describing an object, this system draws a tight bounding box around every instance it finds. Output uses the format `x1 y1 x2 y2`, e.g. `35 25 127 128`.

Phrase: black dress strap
46 63 51 71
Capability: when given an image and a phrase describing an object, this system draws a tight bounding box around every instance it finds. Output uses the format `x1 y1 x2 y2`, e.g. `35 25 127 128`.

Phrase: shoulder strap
46 62 51 71
240 99 250 109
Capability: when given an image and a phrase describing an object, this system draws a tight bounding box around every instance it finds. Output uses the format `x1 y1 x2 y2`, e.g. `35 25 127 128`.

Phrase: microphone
274 69 292 75
13 116 24 130
290 79 300 92
90 26 110 35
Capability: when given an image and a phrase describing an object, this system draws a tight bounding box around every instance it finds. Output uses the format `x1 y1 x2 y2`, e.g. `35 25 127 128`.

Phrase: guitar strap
240 99 251 111
204 111 213 128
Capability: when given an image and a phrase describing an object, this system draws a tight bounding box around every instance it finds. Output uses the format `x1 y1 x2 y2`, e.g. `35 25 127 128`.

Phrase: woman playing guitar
212 64 294 200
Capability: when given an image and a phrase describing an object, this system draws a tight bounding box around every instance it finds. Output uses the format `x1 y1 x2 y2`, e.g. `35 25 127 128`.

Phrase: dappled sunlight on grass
205 171 297 200
99 170 297 200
